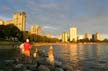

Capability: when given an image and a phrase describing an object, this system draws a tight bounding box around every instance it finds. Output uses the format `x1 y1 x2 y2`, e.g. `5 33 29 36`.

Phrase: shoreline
0 41 108 46
33 42 108 46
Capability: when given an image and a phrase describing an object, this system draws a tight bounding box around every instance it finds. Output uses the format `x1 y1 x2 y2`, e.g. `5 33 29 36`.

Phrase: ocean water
40 43 108 71
0 43 108 71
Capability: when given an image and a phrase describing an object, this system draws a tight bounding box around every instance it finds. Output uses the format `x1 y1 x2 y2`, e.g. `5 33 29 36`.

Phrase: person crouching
47 46 54 65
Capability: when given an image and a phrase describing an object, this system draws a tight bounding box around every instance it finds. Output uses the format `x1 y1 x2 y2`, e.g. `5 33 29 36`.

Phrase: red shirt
24 42 31 51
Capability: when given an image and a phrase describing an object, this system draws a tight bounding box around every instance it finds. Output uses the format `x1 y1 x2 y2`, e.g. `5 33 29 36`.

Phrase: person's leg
24 51 31 64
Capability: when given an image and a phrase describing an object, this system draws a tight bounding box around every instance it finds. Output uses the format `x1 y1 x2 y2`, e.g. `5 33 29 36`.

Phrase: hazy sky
0 0 108 36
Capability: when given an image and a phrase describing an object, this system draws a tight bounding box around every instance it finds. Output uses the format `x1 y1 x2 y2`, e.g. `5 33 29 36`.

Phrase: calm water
1 44 108 71
40 43 108 71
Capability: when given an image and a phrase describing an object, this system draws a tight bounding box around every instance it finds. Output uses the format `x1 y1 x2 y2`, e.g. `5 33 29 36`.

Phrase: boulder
62 64 73 71
38 49 47 57
47 65 55 71
14 64 23 68
55 67 64 71
37 56 49 65
54 61 62 67
27 64 37 70
24 70 32 71
38 65 50 71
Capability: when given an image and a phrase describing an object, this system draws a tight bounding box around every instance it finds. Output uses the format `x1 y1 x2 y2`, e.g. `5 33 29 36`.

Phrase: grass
0 41 20 45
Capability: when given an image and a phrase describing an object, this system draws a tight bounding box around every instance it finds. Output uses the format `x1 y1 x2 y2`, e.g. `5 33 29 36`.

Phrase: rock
62 64 73 71
48 65 55 71
28 64 37 70
37 56 49 65
38 49 47 57
38 65 50 71
14 64 24 71
14 64 23 68
24 70 32 71
0 69 3 71
55 67 64 71
54 61 62 67
5 59 15 63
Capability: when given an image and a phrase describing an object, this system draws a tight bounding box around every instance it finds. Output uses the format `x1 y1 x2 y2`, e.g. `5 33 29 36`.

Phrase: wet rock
55 67 64 71
54 61 62 67
24 69 32 71
47 65 55 71
38 65 50 71
27 64 37 70
38 49 47 57
0 69 4 71
37 56 49 65
98 60 106 64
14 64 23 68
62 64 73 71
5 59 15 63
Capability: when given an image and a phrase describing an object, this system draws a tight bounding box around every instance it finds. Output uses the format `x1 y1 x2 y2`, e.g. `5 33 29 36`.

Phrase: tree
0 24 22 41
0 25 6 39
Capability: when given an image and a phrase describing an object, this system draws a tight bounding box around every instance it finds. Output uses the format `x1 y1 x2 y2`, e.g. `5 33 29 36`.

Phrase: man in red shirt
23 39 31 63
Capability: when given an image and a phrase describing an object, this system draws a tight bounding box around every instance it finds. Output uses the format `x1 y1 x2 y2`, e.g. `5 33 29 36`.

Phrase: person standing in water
16 42 25 62
23 39 31 63
47 46 54 65
19 43 24 54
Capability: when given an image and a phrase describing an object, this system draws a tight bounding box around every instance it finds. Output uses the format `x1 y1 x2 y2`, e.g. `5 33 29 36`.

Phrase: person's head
49 46 53 50
26 39 29 42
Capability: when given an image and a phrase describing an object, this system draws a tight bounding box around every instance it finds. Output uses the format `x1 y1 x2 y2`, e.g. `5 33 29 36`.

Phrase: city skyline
0 0 108 36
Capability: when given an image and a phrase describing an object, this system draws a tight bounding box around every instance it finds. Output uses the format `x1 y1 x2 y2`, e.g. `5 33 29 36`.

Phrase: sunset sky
0 0 108 37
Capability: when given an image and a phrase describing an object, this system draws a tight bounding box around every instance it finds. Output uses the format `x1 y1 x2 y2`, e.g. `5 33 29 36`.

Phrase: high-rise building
13 12 26 31
91 34 95 41
55 34 61 39
91 33 101 41
84 33 90 40
95 32 101 40
37 26 42 36
69 27 77 42
1 12 26 31
77 35 84 40
5 20 13 25
0 19 4 25
29 24 42 36
62 32 68 42
46 32 51 38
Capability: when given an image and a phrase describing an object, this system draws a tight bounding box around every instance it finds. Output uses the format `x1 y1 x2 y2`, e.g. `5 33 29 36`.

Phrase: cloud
39 3 64 11
0 5 11 11
1 0 108 36
42 25 57 30
42 25 63 35
72 16 108 34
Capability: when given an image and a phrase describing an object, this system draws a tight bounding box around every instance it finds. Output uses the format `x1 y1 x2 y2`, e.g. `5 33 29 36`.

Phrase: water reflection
57 44 108 71
69 44 78 65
